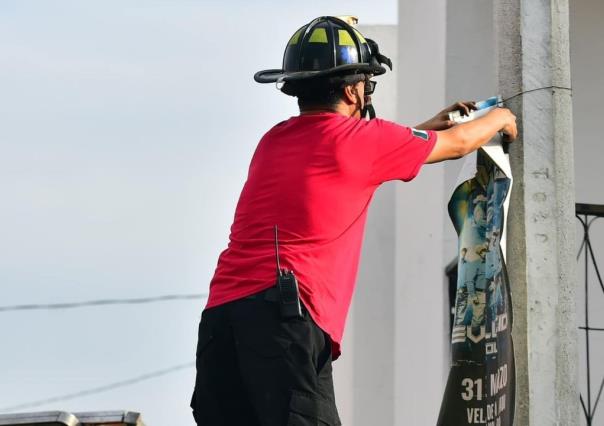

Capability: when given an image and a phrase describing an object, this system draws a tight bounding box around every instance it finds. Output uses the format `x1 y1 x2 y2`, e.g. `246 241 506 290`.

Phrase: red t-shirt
205 112 437 359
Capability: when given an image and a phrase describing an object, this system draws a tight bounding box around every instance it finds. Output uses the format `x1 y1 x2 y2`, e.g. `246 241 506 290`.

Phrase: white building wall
570 1 604 425
395 1 448 425
571 0 604 207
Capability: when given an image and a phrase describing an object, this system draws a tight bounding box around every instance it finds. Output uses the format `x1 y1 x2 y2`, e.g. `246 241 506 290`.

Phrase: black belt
244 286 281 303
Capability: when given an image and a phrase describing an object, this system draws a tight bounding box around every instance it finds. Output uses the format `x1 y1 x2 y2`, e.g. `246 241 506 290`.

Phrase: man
190 16 517 426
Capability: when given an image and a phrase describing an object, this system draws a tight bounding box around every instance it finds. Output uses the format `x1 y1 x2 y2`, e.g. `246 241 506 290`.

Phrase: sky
0 1 396 424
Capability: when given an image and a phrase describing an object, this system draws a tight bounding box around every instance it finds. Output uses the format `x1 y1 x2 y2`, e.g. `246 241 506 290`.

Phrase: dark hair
281 74 367 111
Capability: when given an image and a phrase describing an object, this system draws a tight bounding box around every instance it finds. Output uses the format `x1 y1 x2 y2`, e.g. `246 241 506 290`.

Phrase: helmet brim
254 63 386 84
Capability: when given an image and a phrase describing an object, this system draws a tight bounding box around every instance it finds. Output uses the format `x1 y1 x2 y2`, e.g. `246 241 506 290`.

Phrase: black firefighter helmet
254 16 392 88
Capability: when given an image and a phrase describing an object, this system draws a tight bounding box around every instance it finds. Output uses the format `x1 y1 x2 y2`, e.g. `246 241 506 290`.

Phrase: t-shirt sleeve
367 118 437 184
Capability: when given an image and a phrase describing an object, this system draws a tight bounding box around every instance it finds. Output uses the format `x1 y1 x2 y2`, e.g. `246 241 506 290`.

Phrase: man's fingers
508 113 518 140
457 102 471 116
443 100 477 114
503 124 518 141
510 127 518 140
453 101 477 116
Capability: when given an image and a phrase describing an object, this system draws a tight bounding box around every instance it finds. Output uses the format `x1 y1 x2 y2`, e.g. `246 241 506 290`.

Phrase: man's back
207 112 437 357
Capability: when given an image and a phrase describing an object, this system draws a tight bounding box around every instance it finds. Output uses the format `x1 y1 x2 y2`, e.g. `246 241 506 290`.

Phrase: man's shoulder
264 114 342 135
263 114 409 141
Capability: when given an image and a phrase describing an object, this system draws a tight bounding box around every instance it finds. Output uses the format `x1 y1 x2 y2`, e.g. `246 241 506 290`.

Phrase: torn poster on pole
437 137 516 426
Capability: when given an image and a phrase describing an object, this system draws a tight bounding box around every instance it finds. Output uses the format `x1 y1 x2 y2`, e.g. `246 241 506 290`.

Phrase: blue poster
437 142 516 426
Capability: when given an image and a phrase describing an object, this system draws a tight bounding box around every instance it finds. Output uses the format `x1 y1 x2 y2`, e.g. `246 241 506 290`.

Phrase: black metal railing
576 203 604 425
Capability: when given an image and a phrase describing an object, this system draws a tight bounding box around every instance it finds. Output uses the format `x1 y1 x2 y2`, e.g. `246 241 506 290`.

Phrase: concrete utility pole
495 0 579 424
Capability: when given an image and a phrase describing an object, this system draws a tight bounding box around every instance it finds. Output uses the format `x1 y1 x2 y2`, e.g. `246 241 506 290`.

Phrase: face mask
361 78 377 119
362 103 376 120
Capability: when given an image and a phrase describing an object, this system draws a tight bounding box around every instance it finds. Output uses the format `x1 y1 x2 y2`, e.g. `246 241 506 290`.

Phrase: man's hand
414 101 477 131
426 108 517 164
499 108 518 141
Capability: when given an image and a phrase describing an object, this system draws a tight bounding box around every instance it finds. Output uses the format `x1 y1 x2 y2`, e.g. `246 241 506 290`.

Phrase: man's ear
342 84 358 105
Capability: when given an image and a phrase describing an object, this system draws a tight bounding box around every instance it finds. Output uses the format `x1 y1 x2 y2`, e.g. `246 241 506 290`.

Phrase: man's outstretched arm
425 108 517 164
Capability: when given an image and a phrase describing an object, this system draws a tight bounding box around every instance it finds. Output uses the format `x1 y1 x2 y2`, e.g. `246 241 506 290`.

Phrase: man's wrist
493 108 511 131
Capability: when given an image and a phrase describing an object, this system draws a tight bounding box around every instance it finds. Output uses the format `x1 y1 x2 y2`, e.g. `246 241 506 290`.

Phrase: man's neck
299 103 357 118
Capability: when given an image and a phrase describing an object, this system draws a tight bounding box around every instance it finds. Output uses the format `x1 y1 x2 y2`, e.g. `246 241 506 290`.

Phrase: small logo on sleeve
411 128 430 141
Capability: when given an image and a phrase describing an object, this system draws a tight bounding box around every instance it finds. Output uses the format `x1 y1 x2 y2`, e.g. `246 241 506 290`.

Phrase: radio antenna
274 225 282 277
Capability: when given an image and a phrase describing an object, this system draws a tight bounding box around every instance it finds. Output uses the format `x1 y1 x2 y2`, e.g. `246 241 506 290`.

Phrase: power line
0 293 208 313
0 361 195 412
501 85 572 104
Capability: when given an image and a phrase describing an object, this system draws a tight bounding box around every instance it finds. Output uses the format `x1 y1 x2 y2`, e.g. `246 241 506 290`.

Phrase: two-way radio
274 225 303 319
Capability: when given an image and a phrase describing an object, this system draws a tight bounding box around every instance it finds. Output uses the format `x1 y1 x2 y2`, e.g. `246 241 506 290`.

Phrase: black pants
190 288 341 425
